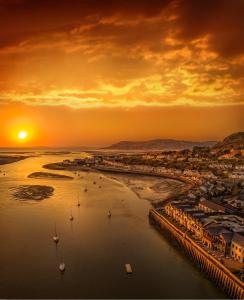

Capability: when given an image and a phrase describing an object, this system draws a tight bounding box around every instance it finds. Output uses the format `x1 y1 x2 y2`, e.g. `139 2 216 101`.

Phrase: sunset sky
0 0 243 147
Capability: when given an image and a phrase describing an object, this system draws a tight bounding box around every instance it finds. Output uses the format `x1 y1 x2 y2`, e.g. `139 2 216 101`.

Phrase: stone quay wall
149 209 244 299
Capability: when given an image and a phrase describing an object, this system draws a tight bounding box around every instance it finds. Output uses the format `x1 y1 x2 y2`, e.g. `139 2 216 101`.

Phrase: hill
103 139 217 151
213 132 244 151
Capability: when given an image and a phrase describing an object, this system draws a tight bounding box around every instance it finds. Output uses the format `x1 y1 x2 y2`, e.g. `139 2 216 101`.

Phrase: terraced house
164 201 244 259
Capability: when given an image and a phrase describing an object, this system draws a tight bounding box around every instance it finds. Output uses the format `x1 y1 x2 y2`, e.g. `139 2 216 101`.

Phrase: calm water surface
0 154 225 299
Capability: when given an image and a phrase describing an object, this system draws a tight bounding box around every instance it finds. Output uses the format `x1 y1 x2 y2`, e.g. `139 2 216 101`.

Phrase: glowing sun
18 130 28 140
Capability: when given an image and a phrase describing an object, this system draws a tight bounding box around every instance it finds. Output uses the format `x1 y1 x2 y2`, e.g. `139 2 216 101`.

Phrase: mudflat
28 171 73 180
0 155 27 165
11 185 54 200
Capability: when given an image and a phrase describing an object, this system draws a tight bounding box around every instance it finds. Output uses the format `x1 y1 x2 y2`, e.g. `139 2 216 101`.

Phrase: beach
107 173 185 204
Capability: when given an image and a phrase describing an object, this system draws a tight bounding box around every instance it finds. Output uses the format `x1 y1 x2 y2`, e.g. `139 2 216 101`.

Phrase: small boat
125 264 133 274
77 192 81 207
93 181 96 185
53 223 59 243
107 210 112 218
53 236 59 243
69 209 74 221
84 187 88 192
59 262 66 272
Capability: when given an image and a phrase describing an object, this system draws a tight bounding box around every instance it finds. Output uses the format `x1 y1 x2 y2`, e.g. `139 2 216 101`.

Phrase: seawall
149 209 244 299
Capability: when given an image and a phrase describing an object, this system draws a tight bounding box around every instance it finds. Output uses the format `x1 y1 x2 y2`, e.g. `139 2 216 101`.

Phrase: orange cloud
0 0 243 110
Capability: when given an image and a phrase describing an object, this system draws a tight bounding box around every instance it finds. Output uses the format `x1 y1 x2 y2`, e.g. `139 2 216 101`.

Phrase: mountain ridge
103 138 217 150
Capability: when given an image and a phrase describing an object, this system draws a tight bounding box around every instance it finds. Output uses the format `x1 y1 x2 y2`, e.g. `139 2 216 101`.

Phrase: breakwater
149 209 244 299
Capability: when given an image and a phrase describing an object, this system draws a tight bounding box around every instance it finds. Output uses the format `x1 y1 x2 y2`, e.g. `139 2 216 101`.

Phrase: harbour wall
149 209 244 299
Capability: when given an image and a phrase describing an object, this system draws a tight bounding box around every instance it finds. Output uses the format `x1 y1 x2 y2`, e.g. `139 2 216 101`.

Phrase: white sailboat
59 262 66 272
53 223 59 243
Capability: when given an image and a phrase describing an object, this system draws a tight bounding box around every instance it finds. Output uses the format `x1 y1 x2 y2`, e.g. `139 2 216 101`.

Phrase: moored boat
125 263 132 274
53 223 59 243
59 262 65 272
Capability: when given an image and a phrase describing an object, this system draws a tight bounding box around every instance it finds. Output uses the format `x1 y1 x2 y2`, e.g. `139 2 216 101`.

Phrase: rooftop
199 199 226 212
232 232 244 247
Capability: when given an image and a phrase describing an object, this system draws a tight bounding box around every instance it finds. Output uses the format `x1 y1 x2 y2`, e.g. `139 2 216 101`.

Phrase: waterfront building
217 231 234 255
230 233 244 262
198 198 226 213
201 223 231 251
165 201 244 258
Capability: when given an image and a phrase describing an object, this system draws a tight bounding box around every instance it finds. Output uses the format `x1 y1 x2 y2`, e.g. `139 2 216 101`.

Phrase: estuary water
0 154 225 299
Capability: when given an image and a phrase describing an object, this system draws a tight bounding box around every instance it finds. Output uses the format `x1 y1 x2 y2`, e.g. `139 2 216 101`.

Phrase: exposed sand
108 173 185 204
